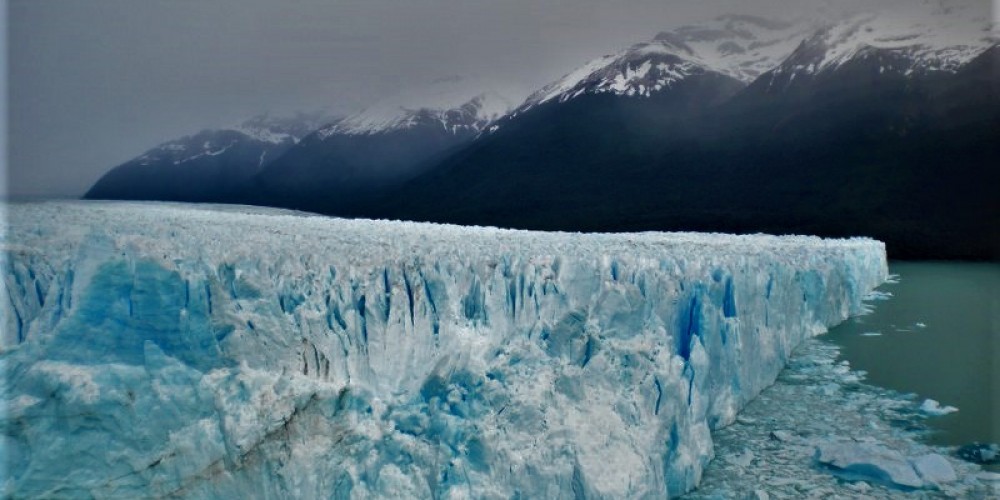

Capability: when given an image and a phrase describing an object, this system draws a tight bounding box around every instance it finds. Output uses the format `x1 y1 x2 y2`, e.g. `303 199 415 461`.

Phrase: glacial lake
825 261 999 455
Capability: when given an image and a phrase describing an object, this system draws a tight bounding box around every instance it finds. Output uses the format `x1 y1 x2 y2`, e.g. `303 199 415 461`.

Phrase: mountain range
85 112 334 203
85 4 999 259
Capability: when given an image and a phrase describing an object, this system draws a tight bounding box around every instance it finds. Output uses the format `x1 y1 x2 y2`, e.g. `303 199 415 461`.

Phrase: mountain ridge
83 6 999 258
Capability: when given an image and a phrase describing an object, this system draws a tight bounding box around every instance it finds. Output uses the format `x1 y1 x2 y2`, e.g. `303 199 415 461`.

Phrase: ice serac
0 202 887 498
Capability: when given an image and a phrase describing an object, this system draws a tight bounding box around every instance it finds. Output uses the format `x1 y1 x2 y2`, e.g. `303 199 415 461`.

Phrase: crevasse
0 202 886 498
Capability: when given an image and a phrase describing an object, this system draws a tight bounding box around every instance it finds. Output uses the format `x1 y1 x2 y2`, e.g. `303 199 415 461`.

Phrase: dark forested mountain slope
252 91 511 215
85 114 332 204
374 46 998 259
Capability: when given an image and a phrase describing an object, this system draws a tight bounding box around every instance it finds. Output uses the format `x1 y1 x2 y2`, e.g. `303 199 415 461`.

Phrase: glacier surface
1 202 886 498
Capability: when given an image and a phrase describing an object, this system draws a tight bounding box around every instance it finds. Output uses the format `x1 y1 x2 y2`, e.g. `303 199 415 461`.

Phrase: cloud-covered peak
319 76 515 136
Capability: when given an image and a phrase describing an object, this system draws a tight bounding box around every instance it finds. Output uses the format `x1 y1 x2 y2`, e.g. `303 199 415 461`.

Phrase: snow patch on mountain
519 53 621 108
766 0 995 82
170 140 236 165
231 112 336 145
516 14 814 113
132 112 335 167
658 14 817 82
133 134 238 167
319 77 514 137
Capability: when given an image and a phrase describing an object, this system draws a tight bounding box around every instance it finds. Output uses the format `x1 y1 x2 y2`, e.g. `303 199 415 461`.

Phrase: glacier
0 202 886 498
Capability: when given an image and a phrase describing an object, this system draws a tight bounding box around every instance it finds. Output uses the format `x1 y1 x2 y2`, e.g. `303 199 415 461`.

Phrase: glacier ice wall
0 202 887 498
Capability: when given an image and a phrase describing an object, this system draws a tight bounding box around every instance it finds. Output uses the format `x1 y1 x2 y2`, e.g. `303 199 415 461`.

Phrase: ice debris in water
0 201 892 498
682 339 994 499
956 443 1000 466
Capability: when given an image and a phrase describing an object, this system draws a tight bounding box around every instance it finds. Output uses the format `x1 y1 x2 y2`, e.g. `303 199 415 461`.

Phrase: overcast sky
5 0 978 198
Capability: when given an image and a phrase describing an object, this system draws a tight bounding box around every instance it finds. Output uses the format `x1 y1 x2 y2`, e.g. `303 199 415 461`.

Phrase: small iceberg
816 441 957 490
911 453 958 486
919 399 958 416
816 441 922 489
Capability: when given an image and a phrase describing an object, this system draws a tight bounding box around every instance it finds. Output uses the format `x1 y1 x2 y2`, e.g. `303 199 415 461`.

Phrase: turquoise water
825 262 999 454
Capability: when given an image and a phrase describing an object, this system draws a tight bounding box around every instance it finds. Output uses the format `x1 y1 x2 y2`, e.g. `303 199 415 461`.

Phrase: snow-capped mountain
86 112 337 203
515 14 815 114
102 112 334 172
130 131 247 168
658 15 819 83
233 112 336 145
252 78 514 215
86 77 514 214
515 1 994 114
760 0 995 89
319 77 513 136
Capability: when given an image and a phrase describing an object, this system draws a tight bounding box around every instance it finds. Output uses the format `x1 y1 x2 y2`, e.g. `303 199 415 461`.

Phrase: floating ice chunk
863 290 893 301
977 471 1000 482
816 441 924 489
769 430 795 442
723 450 755 468
919 399 958 416
910 453 957 485
915 322 927 328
